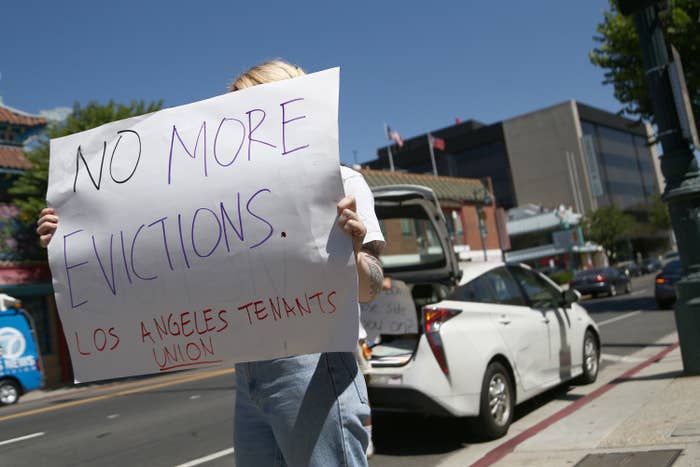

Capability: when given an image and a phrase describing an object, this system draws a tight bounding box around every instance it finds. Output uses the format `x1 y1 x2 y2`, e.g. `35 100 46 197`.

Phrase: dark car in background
571 267 631 298
616 261 641 278
662 250 679 264
642 258 662 274
655 259 681 309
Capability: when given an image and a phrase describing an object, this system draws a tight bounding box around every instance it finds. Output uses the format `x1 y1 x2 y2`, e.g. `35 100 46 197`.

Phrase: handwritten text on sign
47 68 358 383
360 279 417 341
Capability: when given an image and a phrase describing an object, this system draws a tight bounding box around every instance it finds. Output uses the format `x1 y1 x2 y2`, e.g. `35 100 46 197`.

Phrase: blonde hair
228 59 306 92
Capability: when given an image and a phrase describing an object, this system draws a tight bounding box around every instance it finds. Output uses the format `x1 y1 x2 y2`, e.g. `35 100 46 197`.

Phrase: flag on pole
429 133 445 151
386 125 404 148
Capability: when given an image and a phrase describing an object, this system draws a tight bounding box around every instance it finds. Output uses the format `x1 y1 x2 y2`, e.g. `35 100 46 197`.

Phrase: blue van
0 294 44 405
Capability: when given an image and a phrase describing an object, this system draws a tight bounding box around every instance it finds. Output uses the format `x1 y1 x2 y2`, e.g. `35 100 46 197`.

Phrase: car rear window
447 274 497 303
378 209 445 270
661 259 681 275
575 268 609 279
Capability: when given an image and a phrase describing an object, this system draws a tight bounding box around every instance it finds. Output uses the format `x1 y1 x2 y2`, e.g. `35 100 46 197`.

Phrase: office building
370 100 661 214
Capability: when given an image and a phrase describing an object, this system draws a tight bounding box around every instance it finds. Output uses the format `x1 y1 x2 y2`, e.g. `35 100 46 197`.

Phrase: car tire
0 379 20 406
576 330 599 385
657 300 673 310
478 361 514 440
609 285 617 297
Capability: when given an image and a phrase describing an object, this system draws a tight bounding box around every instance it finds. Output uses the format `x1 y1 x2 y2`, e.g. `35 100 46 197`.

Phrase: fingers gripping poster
46 68 358 383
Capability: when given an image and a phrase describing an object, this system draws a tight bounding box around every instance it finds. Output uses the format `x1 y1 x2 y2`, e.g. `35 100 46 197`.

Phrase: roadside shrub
549 270 574 285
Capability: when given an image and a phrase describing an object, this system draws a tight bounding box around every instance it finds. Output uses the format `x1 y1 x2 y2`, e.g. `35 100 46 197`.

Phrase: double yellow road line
0 368 235 423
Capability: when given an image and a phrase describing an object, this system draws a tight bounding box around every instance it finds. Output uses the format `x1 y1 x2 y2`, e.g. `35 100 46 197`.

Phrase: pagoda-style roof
0 104 47 127
359 168 489 205
0 146 32 170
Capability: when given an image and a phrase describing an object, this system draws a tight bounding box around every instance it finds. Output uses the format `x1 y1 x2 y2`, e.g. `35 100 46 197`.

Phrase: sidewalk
440 331 700 467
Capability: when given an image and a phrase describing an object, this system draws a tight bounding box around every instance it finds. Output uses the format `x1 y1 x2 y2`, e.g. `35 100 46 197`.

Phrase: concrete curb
437 331 695 467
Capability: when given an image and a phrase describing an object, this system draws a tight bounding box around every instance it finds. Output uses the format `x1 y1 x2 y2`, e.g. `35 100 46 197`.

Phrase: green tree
589 0 699 134
649 193 672 230
7 99 163 259
584 204 636 263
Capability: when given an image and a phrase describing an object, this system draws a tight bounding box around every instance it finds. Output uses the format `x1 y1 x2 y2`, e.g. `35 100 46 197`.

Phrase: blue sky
2 0 619 165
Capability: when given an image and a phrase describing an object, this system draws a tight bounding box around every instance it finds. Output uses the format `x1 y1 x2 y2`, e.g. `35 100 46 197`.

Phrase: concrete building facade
369 100 660 214
368 100 667 258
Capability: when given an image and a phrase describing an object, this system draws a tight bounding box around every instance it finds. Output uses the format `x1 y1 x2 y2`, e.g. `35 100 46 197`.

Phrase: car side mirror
561 289 580 307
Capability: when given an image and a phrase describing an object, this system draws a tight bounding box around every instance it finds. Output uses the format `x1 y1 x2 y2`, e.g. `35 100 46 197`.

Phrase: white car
366 185 600 439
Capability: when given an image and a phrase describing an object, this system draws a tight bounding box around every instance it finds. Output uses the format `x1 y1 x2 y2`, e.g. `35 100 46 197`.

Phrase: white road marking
189 395 201 400
601 353 646 363
107 414 120 419
597 310 642 327
0 432 45 447
174 447 235 467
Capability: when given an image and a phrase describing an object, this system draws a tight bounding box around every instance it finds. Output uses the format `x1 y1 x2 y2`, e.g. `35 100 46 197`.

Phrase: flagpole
427 134 438 176
387 144 395 172
384 123 396 172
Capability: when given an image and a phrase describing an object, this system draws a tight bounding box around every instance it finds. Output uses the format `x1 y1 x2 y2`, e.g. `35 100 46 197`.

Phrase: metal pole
387 144 395 172
631 5 700 374
384 123 396 172
477 203 488 261
427 134 438 176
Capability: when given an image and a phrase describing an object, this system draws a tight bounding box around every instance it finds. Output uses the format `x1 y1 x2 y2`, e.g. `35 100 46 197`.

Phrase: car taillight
361 341 372 360
595 274 606 282
423 307 461 375
656 276 666 284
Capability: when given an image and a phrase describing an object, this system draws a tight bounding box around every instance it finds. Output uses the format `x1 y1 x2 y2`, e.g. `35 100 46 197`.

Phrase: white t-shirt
341 166 385 339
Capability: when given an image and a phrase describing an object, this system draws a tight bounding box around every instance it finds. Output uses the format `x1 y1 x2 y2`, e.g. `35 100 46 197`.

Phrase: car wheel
478 361 514 440
576 330 599 385
0 379 20 406
609 284 617 297
657 300 673 310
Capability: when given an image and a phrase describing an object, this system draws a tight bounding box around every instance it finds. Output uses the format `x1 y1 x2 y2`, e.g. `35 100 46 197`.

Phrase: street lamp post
622 2 700 373
474 182 493 262
476 203 488 261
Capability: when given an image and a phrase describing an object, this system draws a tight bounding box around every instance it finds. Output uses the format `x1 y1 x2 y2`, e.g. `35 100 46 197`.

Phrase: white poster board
46 68 359 383
360 279 417 341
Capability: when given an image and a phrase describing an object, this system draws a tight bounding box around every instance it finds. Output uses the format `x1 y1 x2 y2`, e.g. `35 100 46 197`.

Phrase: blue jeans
234 352 370 467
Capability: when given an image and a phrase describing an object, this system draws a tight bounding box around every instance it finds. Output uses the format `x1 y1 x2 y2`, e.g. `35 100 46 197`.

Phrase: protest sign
360 279 417 341
46 68 358 383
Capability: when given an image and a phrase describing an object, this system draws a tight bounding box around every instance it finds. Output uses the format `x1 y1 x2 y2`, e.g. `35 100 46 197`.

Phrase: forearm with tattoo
362 252 384 299
361 240 384 258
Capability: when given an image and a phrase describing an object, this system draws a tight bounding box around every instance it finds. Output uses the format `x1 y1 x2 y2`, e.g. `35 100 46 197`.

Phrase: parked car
662 250 680 264
655 259 681 309
365 185 600 439
642 258 662 274
616 261 641 278
0 294 44 406
571 267 631 298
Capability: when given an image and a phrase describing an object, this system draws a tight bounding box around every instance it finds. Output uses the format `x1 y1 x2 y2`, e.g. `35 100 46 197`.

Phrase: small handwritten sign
360 279 417 341
46 68 358 383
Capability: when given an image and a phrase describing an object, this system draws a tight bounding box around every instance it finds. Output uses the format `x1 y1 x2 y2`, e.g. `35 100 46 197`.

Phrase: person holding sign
37 59 385 467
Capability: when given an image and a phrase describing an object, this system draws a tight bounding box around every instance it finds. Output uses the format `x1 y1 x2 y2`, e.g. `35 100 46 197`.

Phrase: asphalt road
0 274 676 467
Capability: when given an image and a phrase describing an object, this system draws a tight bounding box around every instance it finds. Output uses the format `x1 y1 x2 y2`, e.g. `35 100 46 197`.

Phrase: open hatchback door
363 185 461 367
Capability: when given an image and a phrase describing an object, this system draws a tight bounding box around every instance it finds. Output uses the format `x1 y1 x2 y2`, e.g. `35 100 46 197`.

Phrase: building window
400 218 413 237
444 209 465 244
